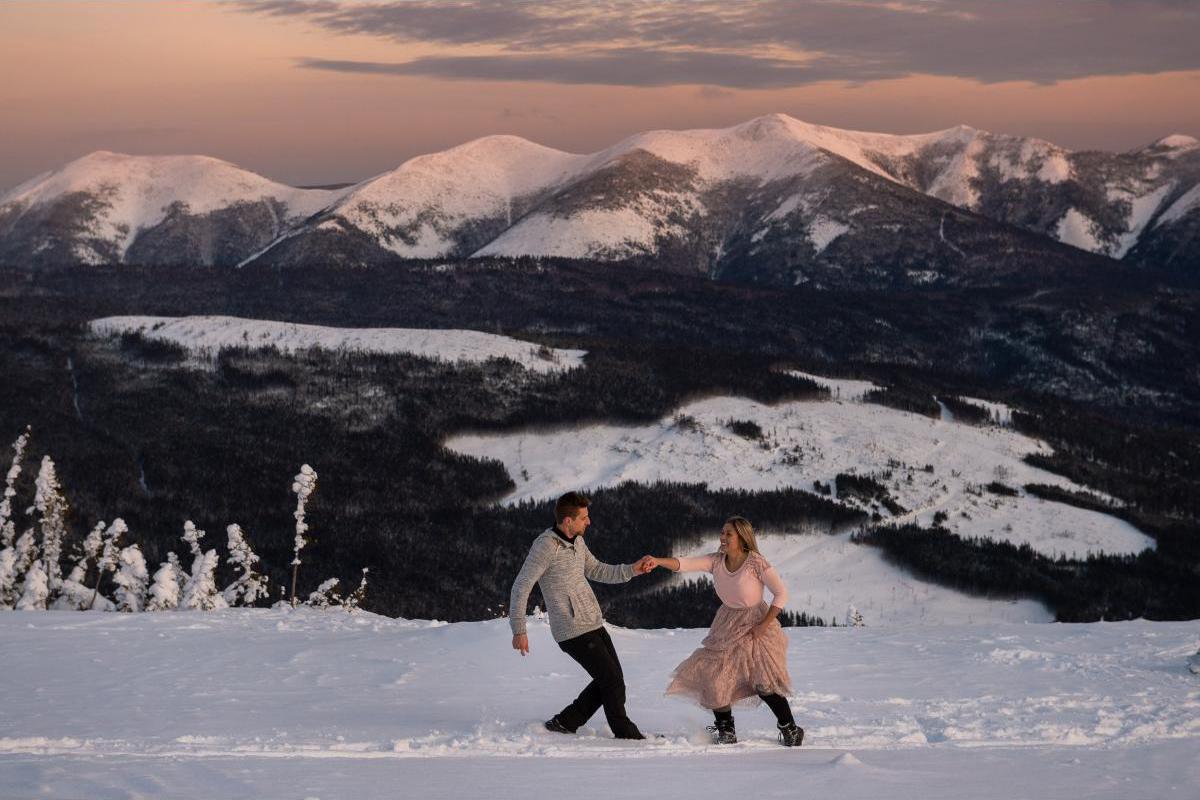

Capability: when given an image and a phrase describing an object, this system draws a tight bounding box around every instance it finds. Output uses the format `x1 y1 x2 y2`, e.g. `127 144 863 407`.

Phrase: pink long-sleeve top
676 551 788 610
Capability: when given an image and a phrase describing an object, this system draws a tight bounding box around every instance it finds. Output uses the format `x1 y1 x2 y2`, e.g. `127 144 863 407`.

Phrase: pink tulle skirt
665 601 793 709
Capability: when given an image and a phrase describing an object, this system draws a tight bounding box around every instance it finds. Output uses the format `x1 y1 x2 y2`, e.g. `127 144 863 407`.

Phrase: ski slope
0 610 1196 799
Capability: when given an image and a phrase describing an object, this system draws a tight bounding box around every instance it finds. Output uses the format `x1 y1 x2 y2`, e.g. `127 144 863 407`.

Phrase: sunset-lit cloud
1 1 1198 191
239 0 1200 86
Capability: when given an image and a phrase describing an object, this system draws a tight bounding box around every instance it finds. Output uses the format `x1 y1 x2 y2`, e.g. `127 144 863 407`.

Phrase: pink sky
2 1 1198 191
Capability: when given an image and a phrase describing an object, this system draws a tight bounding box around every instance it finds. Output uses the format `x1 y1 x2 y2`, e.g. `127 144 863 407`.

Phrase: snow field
0 611 1197 799
445 392 1153 625
444 394 1153 560
89 315 586 374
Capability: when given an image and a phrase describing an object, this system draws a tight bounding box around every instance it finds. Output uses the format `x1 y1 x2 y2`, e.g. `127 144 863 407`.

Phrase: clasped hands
633 555 660 574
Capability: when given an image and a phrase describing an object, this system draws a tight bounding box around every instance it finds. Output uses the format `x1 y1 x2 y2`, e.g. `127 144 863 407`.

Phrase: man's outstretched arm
581 540 637 584
509 537 553 655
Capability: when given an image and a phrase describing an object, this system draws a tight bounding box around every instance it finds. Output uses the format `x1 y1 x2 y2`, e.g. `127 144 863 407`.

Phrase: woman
643 516 803 746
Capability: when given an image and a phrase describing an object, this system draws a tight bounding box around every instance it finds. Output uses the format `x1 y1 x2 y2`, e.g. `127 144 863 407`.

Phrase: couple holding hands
509 491 803 747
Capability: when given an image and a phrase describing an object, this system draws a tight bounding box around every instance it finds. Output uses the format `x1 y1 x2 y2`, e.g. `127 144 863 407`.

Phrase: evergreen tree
0 429 33 610
88 519 127 611
53 521 106 610
146 558 183 611
222 524 268 607
344 568 369 612
15 559 49 610
179 521 227 611
290 464 318 607
30 456 68 599
0 426 31 549
113 544 149 612
307 577 341 608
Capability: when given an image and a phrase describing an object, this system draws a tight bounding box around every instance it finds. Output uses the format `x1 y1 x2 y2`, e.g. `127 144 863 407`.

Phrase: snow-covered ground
0 610 1196 799
89 315 586 374
445 393 1154 625
445 395 1152 559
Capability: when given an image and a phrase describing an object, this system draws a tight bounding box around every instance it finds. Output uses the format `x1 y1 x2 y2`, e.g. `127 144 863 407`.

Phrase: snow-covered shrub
0 548 17 610
344 568 369 612
307 577 341 608
113 544 149 612
30 456 68 597
223 524 268 607
53 521 105 610
88 519 127 610
181 549 227 611
3 529 39 609
846 606 865 627
1190 648 1200 676
289 464 318 606
179 522 227 611
15 559 49 610
146 557 183 611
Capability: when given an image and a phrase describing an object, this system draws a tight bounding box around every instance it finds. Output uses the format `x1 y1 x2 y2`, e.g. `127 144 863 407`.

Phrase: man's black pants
556 627 644 739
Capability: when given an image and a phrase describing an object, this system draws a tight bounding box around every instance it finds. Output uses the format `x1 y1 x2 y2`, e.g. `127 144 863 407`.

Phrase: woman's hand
751 618 774 638
634 556 660 574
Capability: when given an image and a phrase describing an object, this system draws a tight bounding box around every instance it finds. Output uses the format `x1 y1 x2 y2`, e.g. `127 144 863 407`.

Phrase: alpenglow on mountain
2 115 1197 288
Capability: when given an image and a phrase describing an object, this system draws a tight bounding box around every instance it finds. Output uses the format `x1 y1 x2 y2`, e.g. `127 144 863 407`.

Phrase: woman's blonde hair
724 516 759 553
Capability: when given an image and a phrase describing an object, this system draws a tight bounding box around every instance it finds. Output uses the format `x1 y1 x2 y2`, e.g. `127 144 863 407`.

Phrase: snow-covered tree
180 549 227 611
0 547 17 610
223 524 268 607
289 464 318 607
0 426 31 549
30 456 69 598
53 520 106 610
307 577 341 608
846 605 865 627
113 544 149 612
89 518 127 610
146 557 183 611
182 520 204 560
17 558 50 610
3 529 39 609
344 568 369 612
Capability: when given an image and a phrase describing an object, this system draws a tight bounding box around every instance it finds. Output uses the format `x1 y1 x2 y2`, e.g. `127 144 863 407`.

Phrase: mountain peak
1150 134 1199 150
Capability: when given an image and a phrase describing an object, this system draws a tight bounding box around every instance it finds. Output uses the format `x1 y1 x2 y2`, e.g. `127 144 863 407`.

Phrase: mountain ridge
3 114 1198 282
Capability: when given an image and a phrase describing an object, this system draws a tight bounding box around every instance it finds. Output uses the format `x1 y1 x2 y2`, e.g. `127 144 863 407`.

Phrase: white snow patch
1156 183 1200 228
1054 209 1104 253
765 192 806 222
474 207 663 259
89 316 585 374
1109 183 1174 257
788 370 881 401
809 217 850 253
445 395 1154 562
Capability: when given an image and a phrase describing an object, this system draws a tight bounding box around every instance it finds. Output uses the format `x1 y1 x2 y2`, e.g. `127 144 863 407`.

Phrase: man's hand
512 633 529 656
634 556 658 574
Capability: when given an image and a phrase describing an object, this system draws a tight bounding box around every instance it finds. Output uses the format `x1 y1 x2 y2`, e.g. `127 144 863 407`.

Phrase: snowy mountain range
3 115 1198 286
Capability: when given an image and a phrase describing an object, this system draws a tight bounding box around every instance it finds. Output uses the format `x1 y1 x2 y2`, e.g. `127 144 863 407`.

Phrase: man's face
562 507 591 537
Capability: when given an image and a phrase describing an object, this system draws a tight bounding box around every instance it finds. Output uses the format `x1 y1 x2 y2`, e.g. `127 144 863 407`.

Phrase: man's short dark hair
555 491 590 524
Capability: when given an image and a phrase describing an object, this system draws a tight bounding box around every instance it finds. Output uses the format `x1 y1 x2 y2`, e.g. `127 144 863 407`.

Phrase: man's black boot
544 716 574 735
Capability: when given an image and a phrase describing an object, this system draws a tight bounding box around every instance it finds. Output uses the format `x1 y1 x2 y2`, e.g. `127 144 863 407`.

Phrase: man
509 491 653 740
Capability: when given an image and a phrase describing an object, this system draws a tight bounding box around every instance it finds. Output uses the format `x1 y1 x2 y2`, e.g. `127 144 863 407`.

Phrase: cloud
237 0 1200 88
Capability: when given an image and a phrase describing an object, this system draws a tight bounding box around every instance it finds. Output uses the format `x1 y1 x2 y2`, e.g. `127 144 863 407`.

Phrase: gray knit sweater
509 528 634 643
